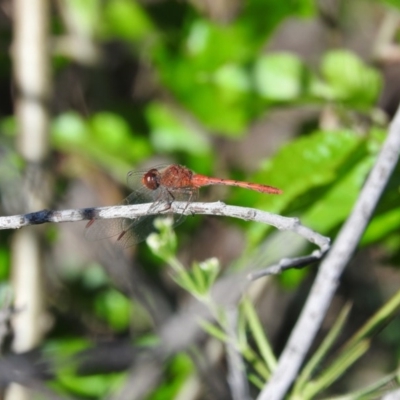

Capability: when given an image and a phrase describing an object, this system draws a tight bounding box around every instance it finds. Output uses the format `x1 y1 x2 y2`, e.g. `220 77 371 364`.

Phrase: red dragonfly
85 164 282 248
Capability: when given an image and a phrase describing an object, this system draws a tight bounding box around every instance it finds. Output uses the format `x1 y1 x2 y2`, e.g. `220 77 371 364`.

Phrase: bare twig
0 202 330 275
257 105 400 400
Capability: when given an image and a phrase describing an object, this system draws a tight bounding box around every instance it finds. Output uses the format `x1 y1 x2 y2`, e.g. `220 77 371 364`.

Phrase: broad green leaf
252 130 363 213
240 130 371 243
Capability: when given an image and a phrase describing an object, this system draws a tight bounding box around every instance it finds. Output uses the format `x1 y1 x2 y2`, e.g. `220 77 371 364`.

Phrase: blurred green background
1 0 400 399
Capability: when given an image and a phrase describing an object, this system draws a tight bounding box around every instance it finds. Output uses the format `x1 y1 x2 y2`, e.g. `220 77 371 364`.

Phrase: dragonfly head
142 168 160 191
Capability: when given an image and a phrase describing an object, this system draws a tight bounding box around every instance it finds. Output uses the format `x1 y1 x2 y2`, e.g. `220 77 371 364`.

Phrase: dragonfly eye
142 169 159 190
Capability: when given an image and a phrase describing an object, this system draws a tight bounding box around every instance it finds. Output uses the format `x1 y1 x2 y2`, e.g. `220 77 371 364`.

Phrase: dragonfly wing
85 217 127 241
85 168 199 248
84 191 149 243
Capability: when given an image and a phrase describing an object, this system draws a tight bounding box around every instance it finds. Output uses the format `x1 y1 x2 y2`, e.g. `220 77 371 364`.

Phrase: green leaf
146 102 211 155
254 53 310 101
95 289 131 331
293 303 352 395
44 338 91 361
90 112 133 152
321 50 382 107
0 247 10 281
101 0 154 41
214 64 251 93
179 258 220 297
55 372 124 397
63 0 101 37
383 0 400 9
52 112 89 148
81 264 109 290
146 217 178 263
361 154 400 246
362 208 400 245
302 151 375 232
302 340 370 400
147 353 193 400
52 111 151 178
198 319 228 342
154 56 254 135
241 298 276 371
242 130 371 243
253 130 363 212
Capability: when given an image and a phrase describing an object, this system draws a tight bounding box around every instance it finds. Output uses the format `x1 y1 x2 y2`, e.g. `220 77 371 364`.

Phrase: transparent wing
85 165 199 248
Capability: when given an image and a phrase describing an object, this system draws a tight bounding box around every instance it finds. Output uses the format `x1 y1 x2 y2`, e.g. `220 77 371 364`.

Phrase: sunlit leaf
101 0 154 40
254 53 310 101
146 103 211 155
321 50 382 107
95 289 132 331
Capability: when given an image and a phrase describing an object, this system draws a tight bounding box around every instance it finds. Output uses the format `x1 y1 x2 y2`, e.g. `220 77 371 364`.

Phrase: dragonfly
85 164 282 248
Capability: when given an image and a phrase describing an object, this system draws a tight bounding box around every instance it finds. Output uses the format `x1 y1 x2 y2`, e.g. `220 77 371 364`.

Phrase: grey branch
0 201 330 276
257 105 400 400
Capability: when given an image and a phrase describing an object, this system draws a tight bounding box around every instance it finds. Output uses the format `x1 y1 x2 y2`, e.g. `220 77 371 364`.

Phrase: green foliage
147 218 220 300
0 247 10 280
2 0 400 398
239 129 377 245
52 111 151 180
146 102 211 155
147 353 194 400
254 53 312 101
94 289 132 331
321 50 382 108
101 0 155 41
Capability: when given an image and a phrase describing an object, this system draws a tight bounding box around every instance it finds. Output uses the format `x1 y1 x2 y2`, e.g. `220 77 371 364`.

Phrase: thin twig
0 202 330 275
257 104 400 400
226 309 250 400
